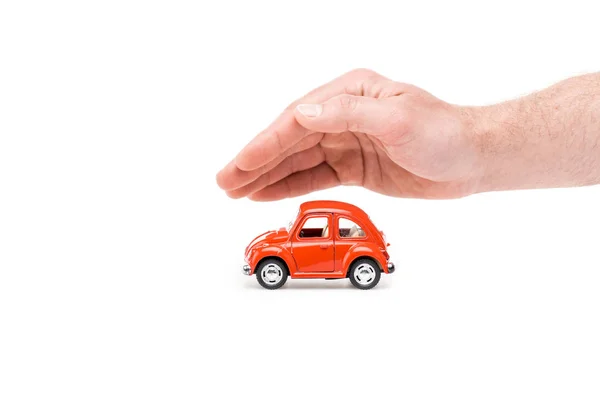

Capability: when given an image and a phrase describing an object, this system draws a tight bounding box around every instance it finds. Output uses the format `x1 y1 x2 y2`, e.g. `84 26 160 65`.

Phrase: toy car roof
299 200 370 220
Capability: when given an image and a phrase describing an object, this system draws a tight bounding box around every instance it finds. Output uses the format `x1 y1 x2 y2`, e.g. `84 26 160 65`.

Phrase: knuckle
343 69 386 97
336 95 361 132
348 68 378 79
337 94 359 112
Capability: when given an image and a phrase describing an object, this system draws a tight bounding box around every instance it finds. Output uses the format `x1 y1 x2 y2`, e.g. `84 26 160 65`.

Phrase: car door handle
319 244 330 249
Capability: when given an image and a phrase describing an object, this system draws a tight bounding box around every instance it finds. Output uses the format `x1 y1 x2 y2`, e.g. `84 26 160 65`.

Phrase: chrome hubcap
261 263 283 285
353 263 376 286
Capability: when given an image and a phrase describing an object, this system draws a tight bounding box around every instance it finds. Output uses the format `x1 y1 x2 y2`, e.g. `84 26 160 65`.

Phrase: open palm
217 69 484 200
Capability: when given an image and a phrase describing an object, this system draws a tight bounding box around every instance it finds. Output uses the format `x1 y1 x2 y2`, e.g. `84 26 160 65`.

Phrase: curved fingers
216 133 323 191
248 163 340 202
226 145 326 199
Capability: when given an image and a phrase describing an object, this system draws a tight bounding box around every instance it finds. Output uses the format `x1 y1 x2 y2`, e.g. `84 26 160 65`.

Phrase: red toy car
242 200 394 290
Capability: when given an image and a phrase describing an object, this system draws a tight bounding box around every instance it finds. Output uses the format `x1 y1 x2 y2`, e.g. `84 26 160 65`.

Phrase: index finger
234 68 382 171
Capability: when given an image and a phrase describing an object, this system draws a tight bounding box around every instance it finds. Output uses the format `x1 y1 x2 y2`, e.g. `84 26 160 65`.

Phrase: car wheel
349 259 381 290
256 259 288 290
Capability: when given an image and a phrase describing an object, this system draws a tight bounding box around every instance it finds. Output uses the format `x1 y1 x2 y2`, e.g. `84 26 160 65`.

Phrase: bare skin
216 69 600 201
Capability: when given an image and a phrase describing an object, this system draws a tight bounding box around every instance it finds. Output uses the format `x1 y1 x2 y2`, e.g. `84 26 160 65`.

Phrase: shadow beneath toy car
243 279 391 290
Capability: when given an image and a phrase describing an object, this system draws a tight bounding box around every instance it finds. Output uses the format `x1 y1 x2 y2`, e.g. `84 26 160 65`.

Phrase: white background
1 1 599 399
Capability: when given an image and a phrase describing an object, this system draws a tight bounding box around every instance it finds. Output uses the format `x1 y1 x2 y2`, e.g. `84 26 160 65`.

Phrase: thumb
293 94 391 135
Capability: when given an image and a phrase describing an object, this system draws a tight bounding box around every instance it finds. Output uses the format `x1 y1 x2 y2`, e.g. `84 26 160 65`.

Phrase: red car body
242 200 395 289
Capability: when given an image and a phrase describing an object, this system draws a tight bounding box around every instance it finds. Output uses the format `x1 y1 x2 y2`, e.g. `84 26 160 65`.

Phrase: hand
216 69 485 201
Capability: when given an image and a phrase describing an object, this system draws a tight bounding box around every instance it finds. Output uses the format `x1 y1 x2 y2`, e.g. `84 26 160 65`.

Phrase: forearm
471 73 600 192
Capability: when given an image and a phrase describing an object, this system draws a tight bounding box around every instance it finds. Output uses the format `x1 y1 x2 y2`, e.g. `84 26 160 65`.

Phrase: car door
291 213 335 272
333 215 368 271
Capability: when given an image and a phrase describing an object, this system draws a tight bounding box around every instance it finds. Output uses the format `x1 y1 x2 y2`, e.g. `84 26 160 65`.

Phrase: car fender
249 244 296 274
342 242 389 274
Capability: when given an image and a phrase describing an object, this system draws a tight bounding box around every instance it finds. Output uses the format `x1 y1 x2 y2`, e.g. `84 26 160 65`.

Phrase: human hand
216 69 485 200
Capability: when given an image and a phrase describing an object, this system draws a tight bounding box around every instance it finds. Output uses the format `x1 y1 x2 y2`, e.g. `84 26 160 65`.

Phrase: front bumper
242 264 251 275
387 262 396 274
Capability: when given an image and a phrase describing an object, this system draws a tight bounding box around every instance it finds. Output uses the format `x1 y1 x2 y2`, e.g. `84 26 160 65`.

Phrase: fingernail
296 104 322 118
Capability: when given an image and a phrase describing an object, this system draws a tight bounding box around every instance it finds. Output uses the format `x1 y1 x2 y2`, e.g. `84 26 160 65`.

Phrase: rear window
338 217 366 238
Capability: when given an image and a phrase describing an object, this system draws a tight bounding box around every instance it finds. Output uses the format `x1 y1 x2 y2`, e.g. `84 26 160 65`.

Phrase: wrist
464 102 529 193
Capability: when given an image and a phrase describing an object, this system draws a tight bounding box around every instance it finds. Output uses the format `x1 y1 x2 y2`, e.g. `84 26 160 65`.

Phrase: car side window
338 217 366 238
298 216 329 239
